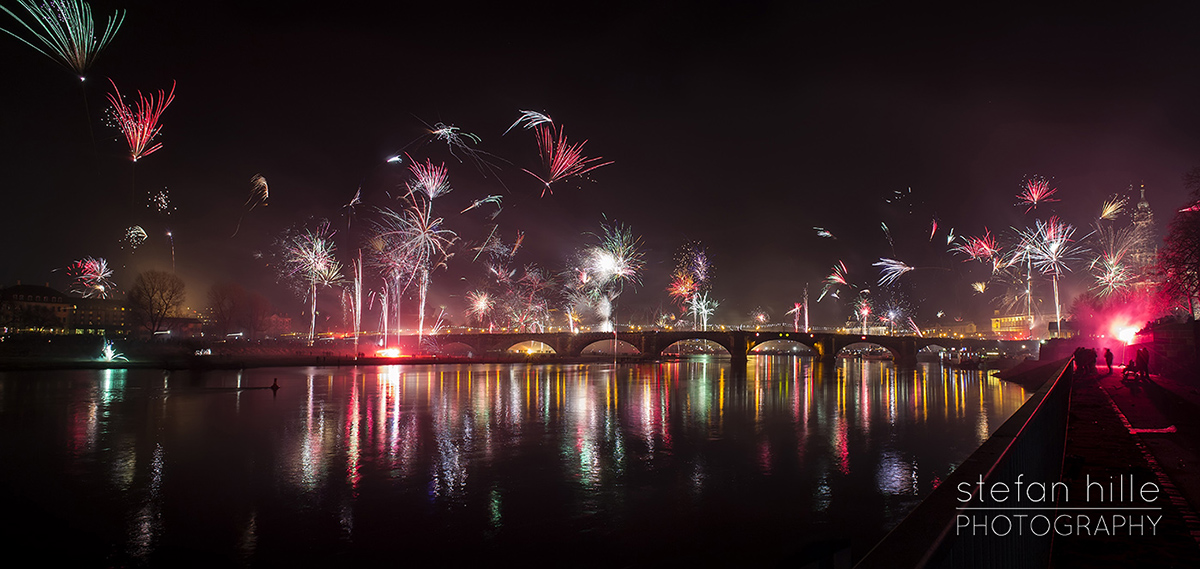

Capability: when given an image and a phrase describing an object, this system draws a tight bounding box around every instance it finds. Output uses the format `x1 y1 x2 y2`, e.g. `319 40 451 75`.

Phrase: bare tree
1157 207 1200 318
128 271 187 333
207 282 247 336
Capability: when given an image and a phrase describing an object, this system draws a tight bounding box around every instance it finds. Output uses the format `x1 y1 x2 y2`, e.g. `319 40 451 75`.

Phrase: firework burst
67 256 114 298
1016 175 1059 213
523 124 612 196
122 225 146 250
1012 216 1088 336
1099 195 1128 220
0 0 124 80
106 78 176 162
278 221 344 343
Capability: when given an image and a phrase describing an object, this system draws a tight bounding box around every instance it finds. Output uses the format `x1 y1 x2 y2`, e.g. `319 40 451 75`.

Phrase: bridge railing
854 357 1074 569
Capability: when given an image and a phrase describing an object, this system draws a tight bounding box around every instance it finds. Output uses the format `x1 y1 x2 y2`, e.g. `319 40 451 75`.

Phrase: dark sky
2 0 1198 329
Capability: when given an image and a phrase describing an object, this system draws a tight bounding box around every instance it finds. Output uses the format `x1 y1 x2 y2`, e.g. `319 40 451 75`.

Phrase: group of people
1073 346 1151 381
1122 347 1152 381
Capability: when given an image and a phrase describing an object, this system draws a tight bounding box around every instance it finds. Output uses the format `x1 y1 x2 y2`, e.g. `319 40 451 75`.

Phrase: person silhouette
1103 348 1113 374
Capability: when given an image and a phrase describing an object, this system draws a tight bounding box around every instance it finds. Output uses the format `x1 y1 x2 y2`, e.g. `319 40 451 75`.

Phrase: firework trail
1016 175 1059 213
460 195 503 218
503 110 553 135
854 293 871 335
971 282 987 294
813 227 836 239
929 218 938 242
67 256 115 298
278 221 344 343
122 225 147 251
907 317 922 337
106 79 176 162
881 222 894 252
343 187 362 227
1087 222 1140 297
0 0 123 81
945 228 955 245
523 124 613 197
232 174 269 237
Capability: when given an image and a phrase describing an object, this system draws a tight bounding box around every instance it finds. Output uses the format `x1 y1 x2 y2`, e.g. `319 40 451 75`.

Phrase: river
0 356 1028 566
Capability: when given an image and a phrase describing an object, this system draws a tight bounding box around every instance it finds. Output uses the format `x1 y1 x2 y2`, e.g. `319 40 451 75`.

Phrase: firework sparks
430 122 481 162
1016 175 1059 213
873 258 914 286
123 225 146 250
971 281 987 294
818 260 852 302
523 124 612 196
569 222 645 331
460 195 503 218
503 110 553 135
106 78 176 162
148 187 173 215
813 227 836 239
0 0 124 81
406 156 452 201
951 229 1000 261
67 256 114 298
1012 216 1088 336
929 218 938 242
465 290 495 330
232 174 269 237
373 199 459 341
1099 195 1127 220
279 221 344 343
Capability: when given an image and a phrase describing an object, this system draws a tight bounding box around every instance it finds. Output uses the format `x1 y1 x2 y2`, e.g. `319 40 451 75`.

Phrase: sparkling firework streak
503 110 553 135
523 124 613 197
813 227 835 239
881 222 894 251
972 282 987 294
123 225 146 250
67 256 114 298
1088 222 1140 297
1099 195 1127 220
106 78 176 162
688 292 718 331
1016 175 1059 213
0 0 124 80
929 218 938 242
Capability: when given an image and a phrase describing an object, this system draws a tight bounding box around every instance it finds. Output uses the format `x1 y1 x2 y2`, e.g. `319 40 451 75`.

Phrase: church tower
1128 183 1157 269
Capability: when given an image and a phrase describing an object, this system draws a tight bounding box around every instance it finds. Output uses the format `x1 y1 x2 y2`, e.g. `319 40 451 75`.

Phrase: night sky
3 1 1199 329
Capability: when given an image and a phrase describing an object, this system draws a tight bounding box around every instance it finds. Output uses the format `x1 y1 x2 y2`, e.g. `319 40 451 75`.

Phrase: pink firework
523 124 612 197
1016 176 1058 213
106 78 176 161
952 228 1000 261
67 256 115 298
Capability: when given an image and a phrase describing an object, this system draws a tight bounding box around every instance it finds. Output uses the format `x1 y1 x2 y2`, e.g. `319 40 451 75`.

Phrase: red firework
1016 176 1059 213
523 124 612 197
107 78 176 161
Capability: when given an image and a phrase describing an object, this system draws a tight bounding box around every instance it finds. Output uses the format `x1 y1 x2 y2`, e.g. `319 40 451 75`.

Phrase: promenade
1052 366 1200 567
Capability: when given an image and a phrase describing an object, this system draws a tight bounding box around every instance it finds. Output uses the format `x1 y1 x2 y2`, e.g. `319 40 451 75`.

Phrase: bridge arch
748 338 816 355
579 339 641 355
658 338 732 357
506 340 556 354
836 341 899 361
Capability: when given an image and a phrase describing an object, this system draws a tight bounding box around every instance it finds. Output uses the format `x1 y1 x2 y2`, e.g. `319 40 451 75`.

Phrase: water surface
0 357 1028 566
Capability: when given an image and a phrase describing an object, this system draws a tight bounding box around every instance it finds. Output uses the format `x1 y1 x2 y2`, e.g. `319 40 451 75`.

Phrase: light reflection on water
0 357 1027 566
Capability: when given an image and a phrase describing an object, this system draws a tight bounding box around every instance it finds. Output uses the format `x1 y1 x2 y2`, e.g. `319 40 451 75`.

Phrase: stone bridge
396 330 1011 366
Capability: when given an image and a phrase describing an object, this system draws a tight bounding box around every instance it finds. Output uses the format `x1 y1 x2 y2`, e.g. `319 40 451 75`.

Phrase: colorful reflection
0 359 1029 566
